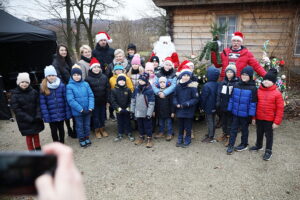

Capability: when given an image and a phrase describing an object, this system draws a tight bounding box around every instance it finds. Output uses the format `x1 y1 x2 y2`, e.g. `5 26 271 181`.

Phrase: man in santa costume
150 36 180 68
212 31 266 80
92 31 115 75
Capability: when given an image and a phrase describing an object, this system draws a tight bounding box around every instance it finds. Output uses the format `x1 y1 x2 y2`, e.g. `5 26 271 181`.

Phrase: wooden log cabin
153 0 300 75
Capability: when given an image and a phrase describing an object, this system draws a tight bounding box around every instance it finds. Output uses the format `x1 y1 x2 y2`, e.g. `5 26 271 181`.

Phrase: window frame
294 23 300 56
216 15 238 52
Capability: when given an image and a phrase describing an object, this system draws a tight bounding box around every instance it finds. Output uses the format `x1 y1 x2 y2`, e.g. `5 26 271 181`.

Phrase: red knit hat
231 31 244 42
179 65 192 77
95 31 112 43
90 57 101 70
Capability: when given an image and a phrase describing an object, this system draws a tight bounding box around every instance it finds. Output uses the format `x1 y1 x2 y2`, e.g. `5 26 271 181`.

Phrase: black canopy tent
0 10 57 120
0 10 57 90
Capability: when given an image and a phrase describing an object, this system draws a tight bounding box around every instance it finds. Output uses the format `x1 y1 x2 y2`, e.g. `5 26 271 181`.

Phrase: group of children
10 44 284 161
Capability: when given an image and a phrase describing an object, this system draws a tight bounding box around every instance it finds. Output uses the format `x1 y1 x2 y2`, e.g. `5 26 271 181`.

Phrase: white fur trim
231 35 243 42
90 63 100 70
96 33 112 43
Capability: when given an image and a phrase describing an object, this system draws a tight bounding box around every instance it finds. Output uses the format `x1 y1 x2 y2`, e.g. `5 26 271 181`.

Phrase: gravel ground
0 118 300 200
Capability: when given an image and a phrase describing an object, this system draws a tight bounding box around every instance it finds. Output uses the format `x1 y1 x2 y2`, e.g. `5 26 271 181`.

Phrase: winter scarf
81 55 91 63
47 77 61 89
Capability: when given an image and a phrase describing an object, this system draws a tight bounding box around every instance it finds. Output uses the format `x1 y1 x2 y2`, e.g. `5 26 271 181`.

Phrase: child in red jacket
250 68 284 161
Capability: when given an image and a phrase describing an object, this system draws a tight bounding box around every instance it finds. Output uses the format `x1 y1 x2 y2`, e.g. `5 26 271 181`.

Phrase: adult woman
52 44 76 138
77 45 92 80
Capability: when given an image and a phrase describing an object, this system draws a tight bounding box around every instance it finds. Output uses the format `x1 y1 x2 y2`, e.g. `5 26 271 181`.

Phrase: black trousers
222 111 233 135
256 120 274 151
50 121 65 143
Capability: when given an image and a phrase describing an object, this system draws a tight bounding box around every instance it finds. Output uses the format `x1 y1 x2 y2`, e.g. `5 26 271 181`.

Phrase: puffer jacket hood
206 66 220 82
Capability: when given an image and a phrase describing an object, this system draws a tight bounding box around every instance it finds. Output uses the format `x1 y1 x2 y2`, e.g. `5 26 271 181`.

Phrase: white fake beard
153 41 176 63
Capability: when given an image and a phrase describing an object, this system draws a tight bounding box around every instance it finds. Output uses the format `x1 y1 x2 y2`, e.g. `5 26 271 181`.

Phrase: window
217 16 238 52
295 24 300 55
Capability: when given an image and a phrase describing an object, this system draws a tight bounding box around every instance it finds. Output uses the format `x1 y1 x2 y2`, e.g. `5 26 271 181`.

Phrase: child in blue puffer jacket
227 66 257 155
40 65 71 143
173 67 199 148
200 66 220 143
67 67 94 148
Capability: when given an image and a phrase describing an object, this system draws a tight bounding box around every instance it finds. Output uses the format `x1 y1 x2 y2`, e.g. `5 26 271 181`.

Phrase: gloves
146 115 151 120
81 110 90 114
130 112 134 120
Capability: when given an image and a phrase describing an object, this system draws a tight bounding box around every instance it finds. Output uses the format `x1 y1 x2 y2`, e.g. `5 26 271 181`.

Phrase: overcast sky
6 0 164 21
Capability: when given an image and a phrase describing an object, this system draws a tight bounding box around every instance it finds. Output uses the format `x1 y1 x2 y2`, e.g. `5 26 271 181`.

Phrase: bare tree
73 0 123 49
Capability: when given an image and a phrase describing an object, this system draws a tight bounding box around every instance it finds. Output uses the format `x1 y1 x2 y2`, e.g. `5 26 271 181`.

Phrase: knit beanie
150 56 160 64
179 65 192 77
44 65 57 77
127 43 136 51
117 74 127 83
131 54 141 65
16 72 30 85
139 72 149 83
159 76 167 83
113 65 124 71
71 67 82 76
163 57 174 68
263 68 278 83
145 62 154 72
241 66 254 78
225 64 237 74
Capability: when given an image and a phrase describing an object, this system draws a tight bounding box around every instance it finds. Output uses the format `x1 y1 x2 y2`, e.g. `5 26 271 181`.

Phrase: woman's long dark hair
56 44 73 68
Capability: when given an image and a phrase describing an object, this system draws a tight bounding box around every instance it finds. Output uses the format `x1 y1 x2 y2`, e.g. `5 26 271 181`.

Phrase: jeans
74 113 91 140
92 104 106 129
222 111 233 135
205 113 216 138
49 121 65 143
177 118 193 145
158 117 173 135
137 118 152 137
229 116 249 146
256 120 274 150
117 111 132 135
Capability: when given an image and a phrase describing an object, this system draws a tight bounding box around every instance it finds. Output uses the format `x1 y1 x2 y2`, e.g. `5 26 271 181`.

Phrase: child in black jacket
111 74 134 142
216 64 239 146
154 76 175 141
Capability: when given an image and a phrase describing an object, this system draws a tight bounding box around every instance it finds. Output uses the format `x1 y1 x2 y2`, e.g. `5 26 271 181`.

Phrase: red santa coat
212 47 266 80
256 84 284 125
150 52 180 68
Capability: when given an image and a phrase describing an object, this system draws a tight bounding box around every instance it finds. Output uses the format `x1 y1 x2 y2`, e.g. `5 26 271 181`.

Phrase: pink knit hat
131 54 141 65
145 62 154 72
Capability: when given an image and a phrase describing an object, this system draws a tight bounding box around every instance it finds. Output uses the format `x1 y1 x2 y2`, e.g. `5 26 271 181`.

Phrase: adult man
92 32 115 75
150 36 180 68
92 32 116 120
212 31 266 80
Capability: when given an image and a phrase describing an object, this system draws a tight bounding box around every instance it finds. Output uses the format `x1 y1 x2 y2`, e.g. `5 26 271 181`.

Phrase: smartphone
0 151 57 195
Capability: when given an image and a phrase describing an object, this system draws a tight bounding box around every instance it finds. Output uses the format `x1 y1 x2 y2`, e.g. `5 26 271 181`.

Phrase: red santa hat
178 60 194 72
163 57 174 68
95 31 112 43
90 57 101 70
231 31 244 42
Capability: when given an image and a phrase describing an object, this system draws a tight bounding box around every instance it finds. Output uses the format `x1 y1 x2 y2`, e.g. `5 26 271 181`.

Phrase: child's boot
128 133 135 142
35 146 41 151
135 135 144 145
146 137 153 148
176 134 184 147
216 133 226 142
154 132 164 139
114 134 123 142
95 128 102 139
263 149 272 161
79 138 87 148
100 127 109 137
85 136 92 146
183 134 191 148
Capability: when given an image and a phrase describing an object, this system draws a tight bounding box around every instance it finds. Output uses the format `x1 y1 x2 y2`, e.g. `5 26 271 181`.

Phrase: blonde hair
40 78 51 96
114 49 125 57
79 45 92 55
